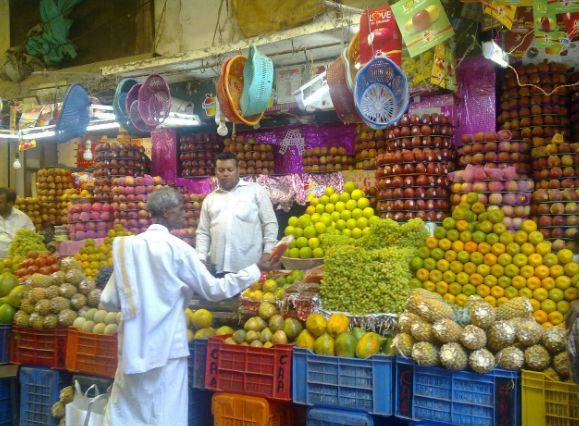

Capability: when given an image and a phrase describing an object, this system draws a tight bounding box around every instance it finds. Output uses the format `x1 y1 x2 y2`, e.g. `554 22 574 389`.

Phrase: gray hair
147 187 183 217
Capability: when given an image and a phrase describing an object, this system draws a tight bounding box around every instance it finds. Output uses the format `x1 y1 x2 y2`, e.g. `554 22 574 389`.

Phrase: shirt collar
217 178 248 193
147 224 170 233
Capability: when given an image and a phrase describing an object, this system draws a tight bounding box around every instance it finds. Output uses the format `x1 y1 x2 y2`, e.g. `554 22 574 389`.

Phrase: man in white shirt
196 152 279 275
0 188 35 258
101 187 269 426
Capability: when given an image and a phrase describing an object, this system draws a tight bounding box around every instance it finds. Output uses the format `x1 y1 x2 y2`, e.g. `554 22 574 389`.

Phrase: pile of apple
67 202 114 241
180 133 223 177
354 125 379 170
172 193 205 245
572 71 579 140
36 168 75 225
15 197 42 230
458 131 531 175
13 251 59 281
303 146 354 173
449 166 534 230
375 113 455 222
222 135 275 175
498 61 570 141
111 175 165 234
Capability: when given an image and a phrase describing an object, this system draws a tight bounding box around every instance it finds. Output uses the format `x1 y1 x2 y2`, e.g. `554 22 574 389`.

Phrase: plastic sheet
151 128 178 182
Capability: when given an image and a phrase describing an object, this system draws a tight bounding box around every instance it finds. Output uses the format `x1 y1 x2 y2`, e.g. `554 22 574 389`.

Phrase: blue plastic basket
240 45 274 117
113 78 141 135
188 339 208 390
0 325 10 364
19 367 71 426
293 347 393 416
394 357 520 426
307 407 374 426
354 56 409 130
0 377 17 426
189 389 213 426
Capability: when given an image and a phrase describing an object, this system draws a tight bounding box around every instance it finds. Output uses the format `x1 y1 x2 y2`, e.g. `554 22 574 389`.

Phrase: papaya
326 313 349 337
0 285 27 308
355 332 384 358
295 330 315 351
335 332 357 357
313 333 335 356
283 318 303 341
0 272 17 298
381 337 394 355
306 313 327 337
0 304 15 325
351 327 365 341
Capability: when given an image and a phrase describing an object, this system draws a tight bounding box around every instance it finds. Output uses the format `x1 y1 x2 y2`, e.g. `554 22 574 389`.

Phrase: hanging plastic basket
138 74 172 126
224 55 264 126
216 57 239 123
327 52 361 125
344 32 360 90
113 78 140 134
354 56 409 130
240 45 274 117
126 84 154 133
54 84 91 143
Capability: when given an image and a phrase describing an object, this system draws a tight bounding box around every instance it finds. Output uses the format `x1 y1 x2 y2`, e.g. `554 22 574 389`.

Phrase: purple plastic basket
138 74 172 126
126 84 153 133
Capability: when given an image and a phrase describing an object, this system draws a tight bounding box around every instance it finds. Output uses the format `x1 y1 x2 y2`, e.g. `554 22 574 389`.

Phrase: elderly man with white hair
100 187 271 426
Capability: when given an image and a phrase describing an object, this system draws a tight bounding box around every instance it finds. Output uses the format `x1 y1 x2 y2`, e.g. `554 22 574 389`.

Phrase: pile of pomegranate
222 135 275 175
375 113 455 222
180 133 223 177
171 193 205 245
354 125 379 170
67 202 113 240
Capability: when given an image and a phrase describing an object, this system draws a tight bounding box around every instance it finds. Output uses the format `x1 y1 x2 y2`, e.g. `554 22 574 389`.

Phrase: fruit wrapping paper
315 307 398 335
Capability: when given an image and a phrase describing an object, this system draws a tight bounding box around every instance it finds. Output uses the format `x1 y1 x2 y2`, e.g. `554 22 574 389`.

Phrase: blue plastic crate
394 357 520 426
293 347 393 416
0 376 17 426
188 339 207 390
189 389 213 426
0 325 10 364
19 367 71 426
307 407 374 426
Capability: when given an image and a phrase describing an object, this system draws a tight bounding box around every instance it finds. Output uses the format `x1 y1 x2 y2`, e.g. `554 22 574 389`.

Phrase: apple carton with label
359 6 403 66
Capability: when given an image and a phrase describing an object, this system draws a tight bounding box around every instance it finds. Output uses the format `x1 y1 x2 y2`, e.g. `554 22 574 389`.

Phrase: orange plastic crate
65 328 118 378
212 393 293 426
10 326 68 369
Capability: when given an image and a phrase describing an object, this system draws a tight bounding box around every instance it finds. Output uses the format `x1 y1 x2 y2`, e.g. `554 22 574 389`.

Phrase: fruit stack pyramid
93 136 151 202
15 197 42 230
13 257 102 330
498 61 570 141
283 182 379 259
171 193 205 245
393 289 572 379
354 125 380 170
222 134 274 175
411 193 578 327
572 70 579 140
72 307 120 335
111 175 165 234
67 202 114 241
36 168 74 225
449 167 534 230
179 133 223 177
530 135 578 251
59 188 81 224
458 131 531 175
12 251 59 282
302 146 354 173
376 113 455 222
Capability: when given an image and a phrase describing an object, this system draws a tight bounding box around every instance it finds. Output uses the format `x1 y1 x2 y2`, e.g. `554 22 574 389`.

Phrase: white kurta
101 224 260 426
0 208 35 258
196 180 278 273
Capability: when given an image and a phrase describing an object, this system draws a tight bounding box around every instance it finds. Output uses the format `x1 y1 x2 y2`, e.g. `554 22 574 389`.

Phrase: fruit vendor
100 187 272 426
0 188 35 258
196 152 278 276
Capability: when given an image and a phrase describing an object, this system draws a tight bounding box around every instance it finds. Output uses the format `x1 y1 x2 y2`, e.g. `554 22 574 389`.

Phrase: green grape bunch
7 228 48 258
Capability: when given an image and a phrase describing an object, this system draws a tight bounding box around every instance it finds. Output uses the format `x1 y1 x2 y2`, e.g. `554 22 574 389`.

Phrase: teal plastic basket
113 78 140 134
240 45 274 117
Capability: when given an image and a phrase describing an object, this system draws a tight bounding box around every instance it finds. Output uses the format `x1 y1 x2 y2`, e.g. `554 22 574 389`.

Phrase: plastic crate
292 347 393 416
189 389 213 426
205 335 292 401
0 325 10 364
394 357 520 426
307 407 374 426
189 339 208 390
65 328 117 378
522 369 579 425
19 367 71 426
0 376 17 426
10 326 68 369
212 392 293 426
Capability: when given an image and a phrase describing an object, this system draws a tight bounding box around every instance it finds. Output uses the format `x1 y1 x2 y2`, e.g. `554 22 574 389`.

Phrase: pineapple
552 352 570 380
29 313 44 329
433 318 463 343
410 319 434 342
469 301 495 329
51 297 71 314
412 342 439 366
13 311 30 327
50 271 66 285
59 257 82 272
58 309 77 327
488 321 516 352
515 319 544 347
59 284 77 298
35 299 52 315
524 345 551 371
59 386 74 404
440 342 468 370
495 297 533 321
392 333 414 356
542 367 561 381
541 327 566 354
20 298 36 314
29 288 47 303
78 279 96 295
398 312 419 334
45 285 60 300
70 293 87 310
87 288 102 307
65 269 85 286
496 346 525 370
30 273 52 288
416 298 453 322
461 325 487 350
43 314 58 329
469 348 496 374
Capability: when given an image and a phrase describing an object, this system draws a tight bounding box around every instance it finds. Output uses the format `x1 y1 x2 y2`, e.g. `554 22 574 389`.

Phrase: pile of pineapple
13 257 102 330
393 289 570 380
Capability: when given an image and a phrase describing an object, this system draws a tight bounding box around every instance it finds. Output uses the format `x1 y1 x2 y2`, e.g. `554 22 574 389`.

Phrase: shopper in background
196 152 279 276
100 187 273 426
0 188 34 258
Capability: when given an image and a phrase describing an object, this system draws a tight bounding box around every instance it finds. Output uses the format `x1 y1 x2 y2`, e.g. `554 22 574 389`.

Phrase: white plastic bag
65 381 109 426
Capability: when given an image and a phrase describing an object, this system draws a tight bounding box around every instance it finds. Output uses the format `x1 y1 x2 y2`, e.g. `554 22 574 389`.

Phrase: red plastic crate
205 335 292 401
65 328 118 378
10 326 68 369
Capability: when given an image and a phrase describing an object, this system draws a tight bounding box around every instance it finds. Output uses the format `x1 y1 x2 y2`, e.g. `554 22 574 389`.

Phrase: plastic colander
240 45 274 117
